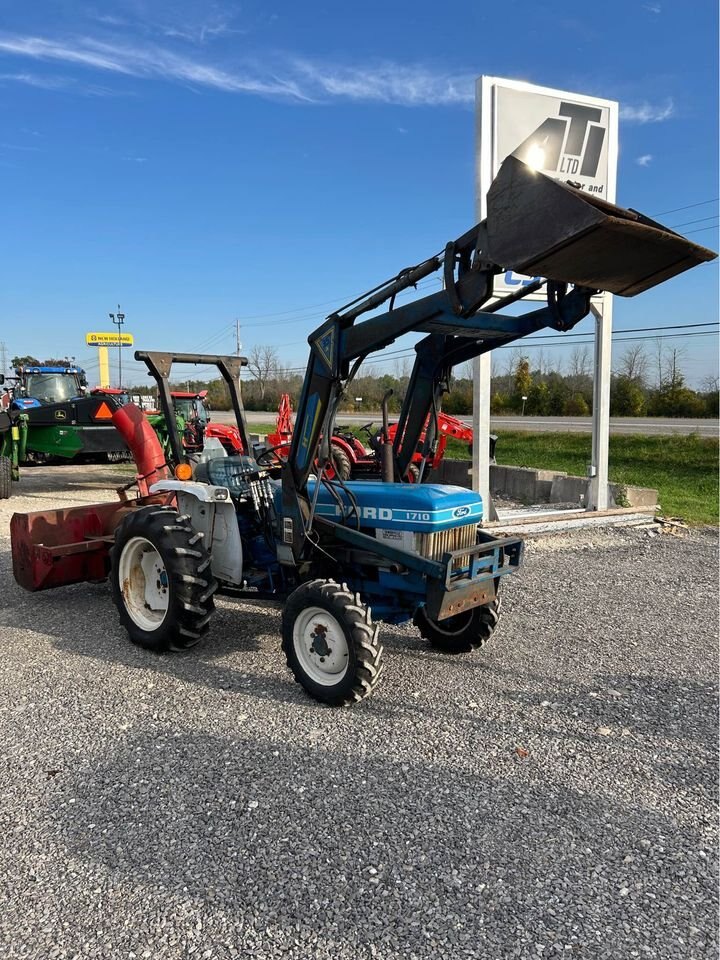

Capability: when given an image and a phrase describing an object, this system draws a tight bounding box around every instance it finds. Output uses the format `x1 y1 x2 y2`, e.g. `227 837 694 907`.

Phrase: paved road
221 411 719 437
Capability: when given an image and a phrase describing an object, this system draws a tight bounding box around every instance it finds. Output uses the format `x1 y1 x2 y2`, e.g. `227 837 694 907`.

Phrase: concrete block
549 475 590 505
535 479 555 502
433 459 472 486
609 482 658 509
490 465 541 502
429 459 658 511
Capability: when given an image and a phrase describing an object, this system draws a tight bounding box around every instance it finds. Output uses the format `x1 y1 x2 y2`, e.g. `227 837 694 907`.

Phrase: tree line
11 343 718 419
226 343 718 419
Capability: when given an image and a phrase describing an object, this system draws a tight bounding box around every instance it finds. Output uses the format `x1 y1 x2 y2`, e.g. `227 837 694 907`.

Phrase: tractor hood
306 481 483 533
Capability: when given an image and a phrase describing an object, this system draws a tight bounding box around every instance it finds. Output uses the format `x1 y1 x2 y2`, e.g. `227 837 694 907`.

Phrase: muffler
485 155 717 296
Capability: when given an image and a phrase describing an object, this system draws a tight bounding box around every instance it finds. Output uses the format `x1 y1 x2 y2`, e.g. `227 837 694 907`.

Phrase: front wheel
414 597 501 654
0 455 11 499
110 506 217 653
282 580 383 706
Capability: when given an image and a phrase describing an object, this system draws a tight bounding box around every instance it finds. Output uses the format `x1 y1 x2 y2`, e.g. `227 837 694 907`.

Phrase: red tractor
169 390 244 455
268 392 476 482
136 389 244 459
92 387 244 458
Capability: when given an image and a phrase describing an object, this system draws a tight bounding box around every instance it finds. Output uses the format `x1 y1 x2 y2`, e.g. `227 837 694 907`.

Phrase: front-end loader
269 392 477 483
10 158 716 706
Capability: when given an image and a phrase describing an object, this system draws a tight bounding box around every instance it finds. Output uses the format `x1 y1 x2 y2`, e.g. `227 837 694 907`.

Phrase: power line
683 225 719 236
239 277 444 330
668 215 719 229
263 321 720 374
497 329 718 350
349 329 720 368
186 277 446 353
652 197 719 217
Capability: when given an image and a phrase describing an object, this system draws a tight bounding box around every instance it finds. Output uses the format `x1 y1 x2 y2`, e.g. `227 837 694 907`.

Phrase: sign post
85 331 134 389
474 76 618 513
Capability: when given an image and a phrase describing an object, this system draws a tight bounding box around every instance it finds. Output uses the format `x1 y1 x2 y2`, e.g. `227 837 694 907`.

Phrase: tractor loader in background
268 391 480 483
10 158 716 706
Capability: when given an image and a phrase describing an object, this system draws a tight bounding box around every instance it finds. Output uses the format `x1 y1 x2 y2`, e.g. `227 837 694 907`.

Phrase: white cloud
619 98 674 123
292 60 474 106
635 154 653 166
643 3 662 12
0 32 476 106
0 70 69 89
0 34 309 99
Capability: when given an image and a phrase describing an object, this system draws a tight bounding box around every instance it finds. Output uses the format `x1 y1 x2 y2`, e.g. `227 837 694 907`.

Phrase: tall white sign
477 77 618 298
473 77 619 514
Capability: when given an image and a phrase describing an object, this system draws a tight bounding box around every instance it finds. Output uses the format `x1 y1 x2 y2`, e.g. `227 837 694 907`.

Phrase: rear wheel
282 580 383 706
406 463 421 484
330 445 352 481
0 455 12 499
414 596 501 654
110 506 217 652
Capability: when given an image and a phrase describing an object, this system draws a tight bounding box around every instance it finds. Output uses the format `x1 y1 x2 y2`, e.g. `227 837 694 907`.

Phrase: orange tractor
267 391 483 482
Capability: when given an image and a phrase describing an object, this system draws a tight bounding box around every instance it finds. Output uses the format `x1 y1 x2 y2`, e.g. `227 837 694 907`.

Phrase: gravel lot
1 466 717 960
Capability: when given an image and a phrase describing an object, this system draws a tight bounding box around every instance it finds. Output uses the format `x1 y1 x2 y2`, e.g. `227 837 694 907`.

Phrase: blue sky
0 0 717 389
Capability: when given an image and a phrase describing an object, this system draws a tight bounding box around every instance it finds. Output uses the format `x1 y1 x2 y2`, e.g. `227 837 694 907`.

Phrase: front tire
282 580 383 706
0 455 11 499
414 596 501 654
110 506 217 652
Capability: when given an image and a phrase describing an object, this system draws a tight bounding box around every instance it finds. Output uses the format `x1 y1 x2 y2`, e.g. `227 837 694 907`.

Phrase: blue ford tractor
10 159 716 705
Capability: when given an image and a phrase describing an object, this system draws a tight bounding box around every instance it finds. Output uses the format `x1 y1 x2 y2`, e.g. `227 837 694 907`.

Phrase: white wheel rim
293 606 349 686
118 536 170 632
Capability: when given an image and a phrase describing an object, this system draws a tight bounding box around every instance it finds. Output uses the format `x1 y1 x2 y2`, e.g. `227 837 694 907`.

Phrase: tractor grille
417 523 478 567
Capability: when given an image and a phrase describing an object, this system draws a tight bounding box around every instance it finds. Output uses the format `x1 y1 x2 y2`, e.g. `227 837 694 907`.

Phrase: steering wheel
360 421 375 435
255 444 287 467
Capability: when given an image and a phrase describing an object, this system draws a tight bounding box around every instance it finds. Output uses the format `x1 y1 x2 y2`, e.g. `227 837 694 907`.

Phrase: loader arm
280 157 715 566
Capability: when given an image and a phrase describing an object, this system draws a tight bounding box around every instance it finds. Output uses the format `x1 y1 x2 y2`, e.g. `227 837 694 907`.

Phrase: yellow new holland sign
85 331 134 347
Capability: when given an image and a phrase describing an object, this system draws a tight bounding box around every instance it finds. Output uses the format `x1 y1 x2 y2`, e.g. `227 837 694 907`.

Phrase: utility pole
0 340 7 377
235 319 242 357
109 305 125 388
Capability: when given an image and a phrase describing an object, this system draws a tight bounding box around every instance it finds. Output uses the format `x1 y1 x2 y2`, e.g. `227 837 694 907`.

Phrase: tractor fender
205 423 243 454
329 434 361 463
149 480 243 584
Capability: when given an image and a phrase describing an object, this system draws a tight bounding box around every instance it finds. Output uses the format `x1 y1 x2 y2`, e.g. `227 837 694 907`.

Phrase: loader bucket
486 155 717 296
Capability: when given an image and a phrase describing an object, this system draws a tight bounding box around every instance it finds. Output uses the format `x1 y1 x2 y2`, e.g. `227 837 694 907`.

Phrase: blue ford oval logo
453 506 471 518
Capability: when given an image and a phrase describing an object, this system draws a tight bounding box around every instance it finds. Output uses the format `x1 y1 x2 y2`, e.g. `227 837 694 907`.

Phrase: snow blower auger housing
10 159 717 706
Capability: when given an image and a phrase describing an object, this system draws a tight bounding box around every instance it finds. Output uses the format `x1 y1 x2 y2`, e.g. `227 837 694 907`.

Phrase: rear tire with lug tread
110 505 217 653
414 596 501 654
282 579 383 706
406 463 421 484
0 455 11 499
330 444 352 482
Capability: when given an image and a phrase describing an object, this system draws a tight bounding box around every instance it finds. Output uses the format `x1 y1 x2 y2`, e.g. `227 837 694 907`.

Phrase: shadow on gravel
2 576 312 706
0 538 438 714
46 726 718 958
